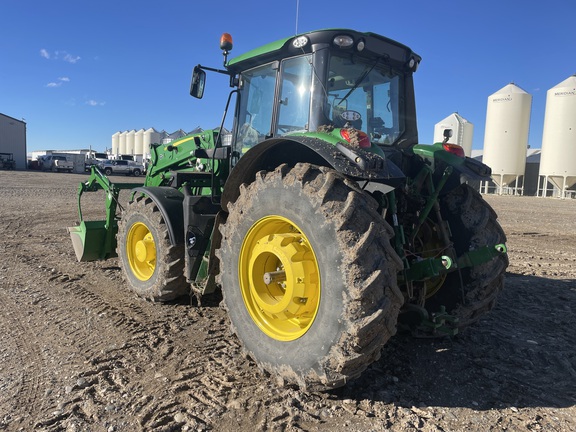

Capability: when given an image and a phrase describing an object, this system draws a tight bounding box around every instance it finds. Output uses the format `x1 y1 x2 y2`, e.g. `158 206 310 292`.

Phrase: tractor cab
193 29 421 164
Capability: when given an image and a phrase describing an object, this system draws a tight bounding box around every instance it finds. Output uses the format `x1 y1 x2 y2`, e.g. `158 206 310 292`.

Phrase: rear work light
442 143 465 158
333 35 354 48
340 128 371 149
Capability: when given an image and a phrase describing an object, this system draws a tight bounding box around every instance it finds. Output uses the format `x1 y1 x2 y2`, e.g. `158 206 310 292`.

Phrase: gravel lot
0 170 575 431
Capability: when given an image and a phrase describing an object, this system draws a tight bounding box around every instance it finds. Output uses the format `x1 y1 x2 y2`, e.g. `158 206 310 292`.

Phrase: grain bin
111 131 120 155
144 128 163 157
482 83 531 194
539 74 576 197
434 113 474 156
135 129 145 156
118 131 127 155
126 130 136 155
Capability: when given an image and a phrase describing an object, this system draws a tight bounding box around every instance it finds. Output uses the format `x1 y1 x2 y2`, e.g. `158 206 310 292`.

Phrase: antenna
295 0 299 34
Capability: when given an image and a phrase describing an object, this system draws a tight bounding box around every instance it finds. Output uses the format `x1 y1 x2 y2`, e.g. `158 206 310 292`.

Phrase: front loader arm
145 129 228 187
68 166 141 262
76 166 122 230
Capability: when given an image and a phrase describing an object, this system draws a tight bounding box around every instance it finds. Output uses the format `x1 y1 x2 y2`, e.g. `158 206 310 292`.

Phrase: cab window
235 62 277 153
326 54 404 145
276 55 313 135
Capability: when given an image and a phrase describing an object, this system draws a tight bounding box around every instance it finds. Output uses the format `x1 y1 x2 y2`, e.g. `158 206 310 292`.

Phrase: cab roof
226 28 421 74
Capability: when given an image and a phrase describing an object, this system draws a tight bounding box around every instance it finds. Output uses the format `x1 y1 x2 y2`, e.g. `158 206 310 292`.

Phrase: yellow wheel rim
126 221 156 281
239 216 320 341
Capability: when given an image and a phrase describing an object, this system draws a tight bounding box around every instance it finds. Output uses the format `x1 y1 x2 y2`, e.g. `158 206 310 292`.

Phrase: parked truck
69 29 508 391
40 154 74 173
85 152 109 172
97 159 143 176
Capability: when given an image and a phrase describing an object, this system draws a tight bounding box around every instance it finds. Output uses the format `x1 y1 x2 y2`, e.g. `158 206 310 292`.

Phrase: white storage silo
135 128 145 156
126 129 136 155
539 74 576 197
144 128 163 156
434 112 474 156
119 131 127 155
111 131 120 155
482 83 532 194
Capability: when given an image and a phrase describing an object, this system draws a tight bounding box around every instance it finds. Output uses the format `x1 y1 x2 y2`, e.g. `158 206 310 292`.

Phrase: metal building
0 113 27 170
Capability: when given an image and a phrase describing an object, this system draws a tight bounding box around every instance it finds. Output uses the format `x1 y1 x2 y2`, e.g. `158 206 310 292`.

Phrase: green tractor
69 29 508 391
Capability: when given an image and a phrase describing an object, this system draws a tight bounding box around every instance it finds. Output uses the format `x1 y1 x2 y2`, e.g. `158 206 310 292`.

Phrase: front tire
218 163 403 390
117 195 188 301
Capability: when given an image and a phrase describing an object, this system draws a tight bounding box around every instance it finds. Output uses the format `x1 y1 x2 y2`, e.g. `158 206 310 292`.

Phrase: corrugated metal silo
111 131 120 155
539 74 576 197
434 113 474 156
134 129 145 155
482 83 531 194
118 131 127 155
126 129 136 155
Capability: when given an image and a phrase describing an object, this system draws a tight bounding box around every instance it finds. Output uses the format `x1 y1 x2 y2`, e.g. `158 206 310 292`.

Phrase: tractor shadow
333 272 576 410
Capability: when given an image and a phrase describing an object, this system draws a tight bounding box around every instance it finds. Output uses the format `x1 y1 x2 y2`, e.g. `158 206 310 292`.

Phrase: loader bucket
69 166 130 262
68 220 115 262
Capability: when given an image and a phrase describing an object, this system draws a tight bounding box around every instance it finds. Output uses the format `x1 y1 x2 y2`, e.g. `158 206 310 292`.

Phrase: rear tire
425 184 508 329
117 196 188 301
218 163 403 390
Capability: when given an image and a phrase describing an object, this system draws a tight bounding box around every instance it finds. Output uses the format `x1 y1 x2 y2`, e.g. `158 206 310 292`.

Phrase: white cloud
86 100 105 106
40 49 81 63
63 53 81 64
46 77 71 88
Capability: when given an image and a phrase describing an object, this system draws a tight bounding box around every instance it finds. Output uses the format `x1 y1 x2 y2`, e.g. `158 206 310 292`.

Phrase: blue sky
1 0 574 153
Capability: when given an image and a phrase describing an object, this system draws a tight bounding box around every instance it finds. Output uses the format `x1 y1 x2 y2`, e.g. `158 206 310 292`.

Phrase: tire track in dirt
2 244 201 429
0 287 48 430
9 241 261 431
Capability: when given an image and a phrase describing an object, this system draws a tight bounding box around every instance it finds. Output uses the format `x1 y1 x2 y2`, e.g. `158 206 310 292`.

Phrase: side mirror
443 128 453 143
190 66 206 99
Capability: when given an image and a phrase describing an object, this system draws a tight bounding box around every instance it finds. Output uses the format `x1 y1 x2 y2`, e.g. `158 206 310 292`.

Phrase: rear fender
222 136 405 209
412 143 491 193
132 187 184 246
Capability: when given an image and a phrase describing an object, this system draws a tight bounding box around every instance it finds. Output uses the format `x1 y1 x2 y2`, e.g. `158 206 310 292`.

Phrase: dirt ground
0 170 575 432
